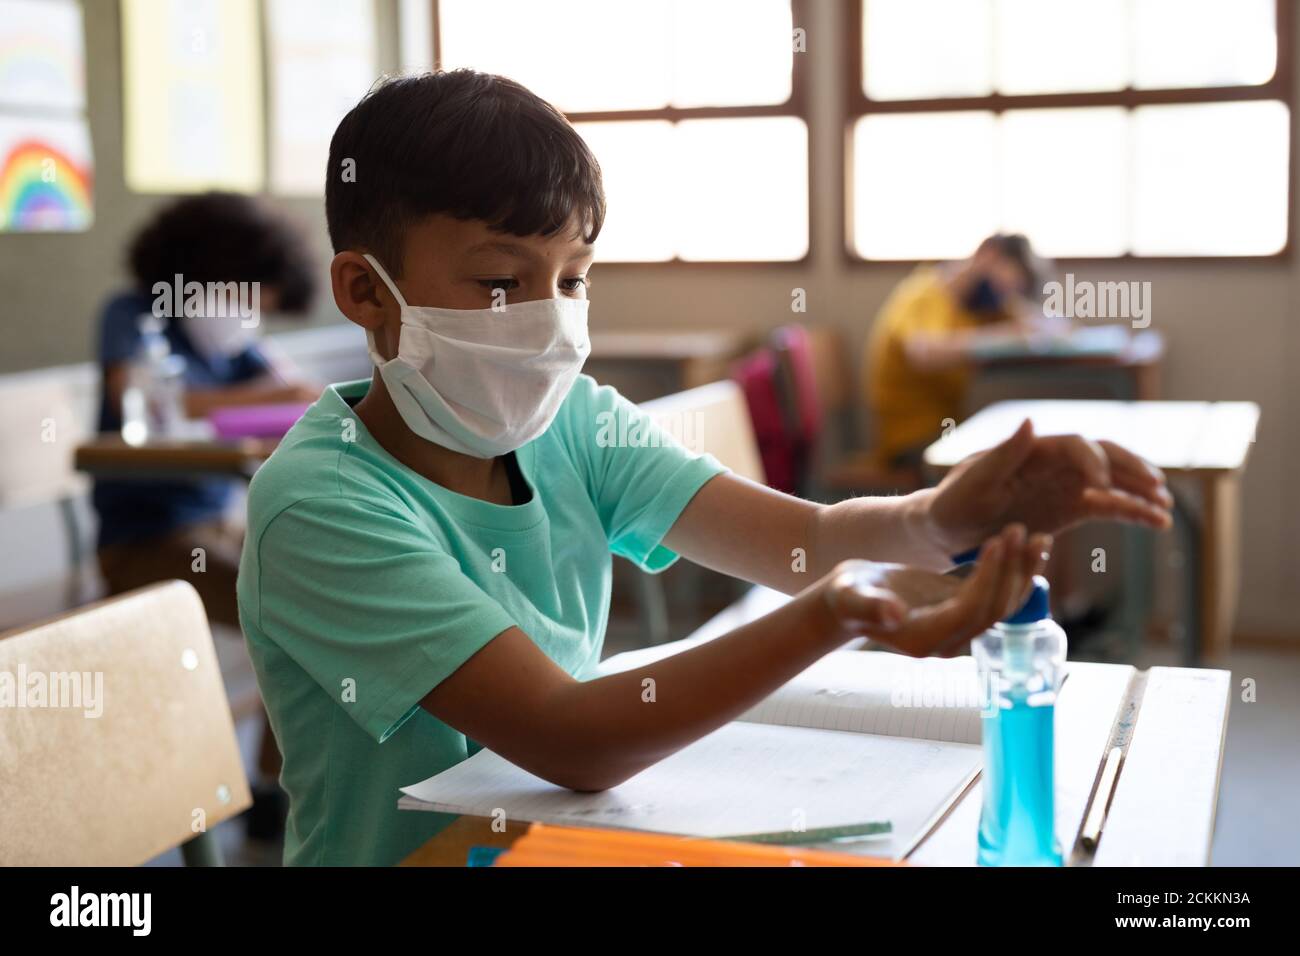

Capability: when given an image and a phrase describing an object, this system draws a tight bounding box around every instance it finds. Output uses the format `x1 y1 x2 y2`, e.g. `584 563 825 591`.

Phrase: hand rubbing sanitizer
973 576 1067 867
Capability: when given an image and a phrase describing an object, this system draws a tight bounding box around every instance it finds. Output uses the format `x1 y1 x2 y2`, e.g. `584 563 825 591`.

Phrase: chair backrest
0 373 90 510
0 581 251 865
639 379 766 485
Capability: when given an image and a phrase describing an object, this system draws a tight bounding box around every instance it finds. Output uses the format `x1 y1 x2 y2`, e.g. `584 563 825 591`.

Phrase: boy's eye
477 278 519 292
560 276 589 293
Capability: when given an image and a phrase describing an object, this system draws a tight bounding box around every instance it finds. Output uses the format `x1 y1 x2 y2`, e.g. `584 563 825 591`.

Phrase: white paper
400 721 981 860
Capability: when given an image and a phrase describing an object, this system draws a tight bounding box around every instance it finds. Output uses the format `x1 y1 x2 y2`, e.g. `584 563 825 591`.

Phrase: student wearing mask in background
865 234 1054 473
93 192 320 622
92 193 320 839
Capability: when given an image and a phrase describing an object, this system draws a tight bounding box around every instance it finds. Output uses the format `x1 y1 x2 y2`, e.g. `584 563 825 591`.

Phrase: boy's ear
330 251 392 330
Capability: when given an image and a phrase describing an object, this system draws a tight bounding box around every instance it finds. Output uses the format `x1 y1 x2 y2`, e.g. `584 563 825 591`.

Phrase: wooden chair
0 580 252 865
0 373 95 626
640 379 766 484
629 381 765 644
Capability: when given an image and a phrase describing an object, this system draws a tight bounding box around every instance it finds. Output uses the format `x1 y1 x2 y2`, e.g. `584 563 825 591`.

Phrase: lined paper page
400 721 982 860
736 651 983 745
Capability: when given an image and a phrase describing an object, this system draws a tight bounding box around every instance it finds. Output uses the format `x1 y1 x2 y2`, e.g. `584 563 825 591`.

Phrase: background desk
924 399 1260 664
970 329 1165 402
74 435 277 482
405 586 1230 867
584 329 755 403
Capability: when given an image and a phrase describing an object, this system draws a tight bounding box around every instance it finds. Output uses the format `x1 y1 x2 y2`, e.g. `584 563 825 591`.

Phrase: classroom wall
1 1 1296 640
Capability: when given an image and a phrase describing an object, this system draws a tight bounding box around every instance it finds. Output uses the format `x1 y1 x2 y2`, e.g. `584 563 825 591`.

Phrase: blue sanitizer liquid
977 689 1061 866
972 576 1067 867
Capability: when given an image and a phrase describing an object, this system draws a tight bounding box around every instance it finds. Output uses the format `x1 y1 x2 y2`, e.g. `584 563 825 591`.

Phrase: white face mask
362 253 591 458
181 314 259 360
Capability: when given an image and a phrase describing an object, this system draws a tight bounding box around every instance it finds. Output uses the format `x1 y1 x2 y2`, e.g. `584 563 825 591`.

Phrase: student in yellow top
866 234 1053 470
237 73 1171 866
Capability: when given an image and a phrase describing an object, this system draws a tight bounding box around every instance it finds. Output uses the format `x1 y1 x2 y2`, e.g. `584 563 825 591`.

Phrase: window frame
841 0 1297 264
430 0 816 267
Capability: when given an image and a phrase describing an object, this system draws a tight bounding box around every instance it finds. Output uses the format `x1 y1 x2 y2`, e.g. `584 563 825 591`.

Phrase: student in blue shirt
238 71 1174 866
94 193 320 629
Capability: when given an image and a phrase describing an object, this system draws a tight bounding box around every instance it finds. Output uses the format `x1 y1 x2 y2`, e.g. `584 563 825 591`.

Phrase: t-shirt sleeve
97 295 146 367
555 375 729 573
251 494 518 743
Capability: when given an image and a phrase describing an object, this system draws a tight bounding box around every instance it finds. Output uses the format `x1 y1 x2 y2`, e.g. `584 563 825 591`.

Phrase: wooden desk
971 329 1165 402
404 586 1230 867
585 329 755 403
923 400 1260 663
74 435 278 482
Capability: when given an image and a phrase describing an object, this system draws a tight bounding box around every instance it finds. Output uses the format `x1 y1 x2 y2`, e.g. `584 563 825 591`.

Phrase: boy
237 71 1171 866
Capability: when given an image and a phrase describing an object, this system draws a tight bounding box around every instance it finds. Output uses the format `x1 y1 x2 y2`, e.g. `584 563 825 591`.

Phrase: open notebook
399 649 987 860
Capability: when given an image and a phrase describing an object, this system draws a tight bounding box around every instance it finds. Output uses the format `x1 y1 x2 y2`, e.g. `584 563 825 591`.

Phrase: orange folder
493 823 905 867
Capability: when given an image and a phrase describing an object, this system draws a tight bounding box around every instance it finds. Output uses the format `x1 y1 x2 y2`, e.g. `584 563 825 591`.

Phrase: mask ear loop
361 253 408 364
361 253 410 309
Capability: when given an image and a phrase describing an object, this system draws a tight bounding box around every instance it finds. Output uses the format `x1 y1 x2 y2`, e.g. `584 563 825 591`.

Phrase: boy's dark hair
326 70 606 275
128 192 317 312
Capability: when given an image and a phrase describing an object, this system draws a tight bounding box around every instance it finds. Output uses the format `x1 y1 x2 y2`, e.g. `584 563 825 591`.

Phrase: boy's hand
925 419 1173 556
819 524 1051 657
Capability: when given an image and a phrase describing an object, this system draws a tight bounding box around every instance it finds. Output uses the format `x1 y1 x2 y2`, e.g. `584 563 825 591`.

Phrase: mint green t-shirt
236 374 727 866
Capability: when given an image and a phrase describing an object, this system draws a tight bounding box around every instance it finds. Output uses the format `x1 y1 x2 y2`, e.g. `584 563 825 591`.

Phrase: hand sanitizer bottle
973 576 1067 866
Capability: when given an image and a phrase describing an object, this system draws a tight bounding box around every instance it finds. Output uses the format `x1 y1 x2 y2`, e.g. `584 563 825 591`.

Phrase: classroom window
848 0 1293 260
433 0 811 263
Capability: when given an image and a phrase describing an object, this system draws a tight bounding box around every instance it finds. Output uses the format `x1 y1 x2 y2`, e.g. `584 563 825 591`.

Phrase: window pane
863 0 993 100
852 112 996 259
398 0 433 74
1132 101 1288 256
671 0 792 107
675 117 808 261
268 0 376 196
439 0 673 112
995 0 1128 94
1133 0 1277 89
573 121 675 263
1000 108 1128 257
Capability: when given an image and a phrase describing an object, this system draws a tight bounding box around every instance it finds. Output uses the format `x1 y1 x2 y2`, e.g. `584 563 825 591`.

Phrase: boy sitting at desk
237 71 1172 866
865 234 1055 472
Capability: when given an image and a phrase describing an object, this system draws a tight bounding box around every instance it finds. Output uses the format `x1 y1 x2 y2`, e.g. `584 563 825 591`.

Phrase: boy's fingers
1097 439 1166 489
1081 487 1172 529
838 584 907 634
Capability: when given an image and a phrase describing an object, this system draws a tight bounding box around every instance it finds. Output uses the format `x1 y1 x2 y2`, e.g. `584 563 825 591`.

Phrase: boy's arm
660 472 951 594
422 531 1041 793
661 420 1174 595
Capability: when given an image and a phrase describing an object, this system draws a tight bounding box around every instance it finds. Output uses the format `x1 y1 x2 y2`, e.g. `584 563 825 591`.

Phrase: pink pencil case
209 402 313 440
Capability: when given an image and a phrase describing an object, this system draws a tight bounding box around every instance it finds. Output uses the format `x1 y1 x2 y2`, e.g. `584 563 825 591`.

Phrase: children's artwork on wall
0 0 86 112
0 0 92 232
0 113 94 232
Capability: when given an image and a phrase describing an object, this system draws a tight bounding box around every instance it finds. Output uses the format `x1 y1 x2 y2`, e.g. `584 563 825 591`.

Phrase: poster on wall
121 0 264 193
0 0 92 232
0 113 94 232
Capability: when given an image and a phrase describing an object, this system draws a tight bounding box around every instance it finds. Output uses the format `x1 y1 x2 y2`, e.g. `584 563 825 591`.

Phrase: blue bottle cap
1004 575 1051 624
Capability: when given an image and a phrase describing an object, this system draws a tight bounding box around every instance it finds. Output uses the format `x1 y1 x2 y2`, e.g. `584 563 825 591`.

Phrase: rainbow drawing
0 116 93 232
